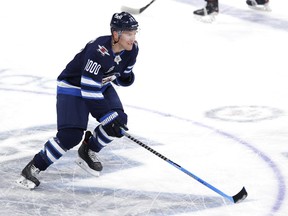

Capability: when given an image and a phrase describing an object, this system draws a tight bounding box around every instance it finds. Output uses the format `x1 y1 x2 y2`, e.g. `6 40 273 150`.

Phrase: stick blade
121 6 141 14
232 187 248 203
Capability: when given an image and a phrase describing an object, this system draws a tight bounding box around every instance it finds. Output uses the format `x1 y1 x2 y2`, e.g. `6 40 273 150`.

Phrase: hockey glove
113 72 135 87
100 110 128 138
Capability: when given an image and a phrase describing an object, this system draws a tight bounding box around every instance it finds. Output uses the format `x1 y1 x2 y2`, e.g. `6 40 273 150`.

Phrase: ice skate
246 0 271 11
193 2 219 23
75 131 103 177
16 160 40 190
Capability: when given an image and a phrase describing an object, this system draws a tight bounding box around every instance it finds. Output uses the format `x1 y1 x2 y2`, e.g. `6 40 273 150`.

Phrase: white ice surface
1 0 288 215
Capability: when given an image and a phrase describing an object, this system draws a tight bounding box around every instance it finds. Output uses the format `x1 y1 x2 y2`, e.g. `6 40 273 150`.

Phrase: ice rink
1 0 288 215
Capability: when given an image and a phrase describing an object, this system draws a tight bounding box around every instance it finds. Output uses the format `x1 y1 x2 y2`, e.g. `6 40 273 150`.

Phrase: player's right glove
100 110 128 138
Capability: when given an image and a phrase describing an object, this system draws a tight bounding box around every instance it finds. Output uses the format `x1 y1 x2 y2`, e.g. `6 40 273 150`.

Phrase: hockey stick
121 0 156 14
121 129 248 203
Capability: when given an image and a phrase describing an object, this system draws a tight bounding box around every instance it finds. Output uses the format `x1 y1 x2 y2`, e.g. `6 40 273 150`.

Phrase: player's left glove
113 72 135 87
100 110 128 138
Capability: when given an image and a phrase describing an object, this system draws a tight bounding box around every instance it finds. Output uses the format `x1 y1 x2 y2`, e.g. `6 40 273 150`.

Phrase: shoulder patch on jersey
97 45 110 56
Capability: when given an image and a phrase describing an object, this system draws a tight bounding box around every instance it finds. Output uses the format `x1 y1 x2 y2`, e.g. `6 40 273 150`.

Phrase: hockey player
194 0 271 21
16 12 139 189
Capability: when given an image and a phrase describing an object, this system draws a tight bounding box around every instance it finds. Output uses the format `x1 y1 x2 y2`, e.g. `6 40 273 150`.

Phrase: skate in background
194 0 271 23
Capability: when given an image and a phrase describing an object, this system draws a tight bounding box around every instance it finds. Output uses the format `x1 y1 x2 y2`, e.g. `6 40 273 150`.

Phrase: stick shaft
122 130 235 202
140 0 156 13
121 0 156 14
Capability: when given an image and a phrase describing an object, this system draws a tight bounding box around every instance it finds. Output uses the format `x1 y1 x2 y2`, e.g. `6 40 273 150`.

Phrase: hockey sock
33 128 84 171
33 137 67 171
88 125 115 152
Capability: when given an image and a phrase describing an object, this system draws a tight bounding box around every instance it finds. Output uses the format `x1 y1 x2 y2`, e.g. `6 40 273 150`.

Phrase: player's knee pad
88 125 115 152
56 128 84 150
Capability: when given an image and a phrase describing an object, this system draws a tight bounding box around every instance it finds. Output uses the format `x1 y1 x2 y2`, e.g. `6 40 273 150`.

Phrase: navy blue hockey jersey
57 35 139 118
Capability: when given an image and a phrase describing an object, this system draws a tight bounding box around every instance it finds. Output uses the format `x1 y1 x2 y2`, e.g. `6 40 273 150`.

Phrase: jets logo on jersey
97 45 110 56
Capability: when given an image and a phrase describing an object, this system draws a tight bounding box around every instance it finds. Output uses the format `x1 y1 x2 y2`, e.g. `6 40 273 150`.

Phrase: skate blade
248 4 272 12
75 157 100 177
194 13 217 23
15 176 37 190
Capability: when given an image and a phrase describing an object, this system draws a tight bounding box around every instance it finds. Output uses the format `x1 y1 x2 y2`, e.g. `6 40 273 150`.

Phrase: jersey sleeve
114 42 139 87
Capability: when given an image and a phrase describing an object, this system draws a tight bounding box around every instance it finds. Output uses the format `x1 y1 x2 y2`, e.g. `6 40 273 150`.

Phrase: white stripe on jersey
57 80 81 89
124 64 134 74
81 76 102 88
81 90 104 99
